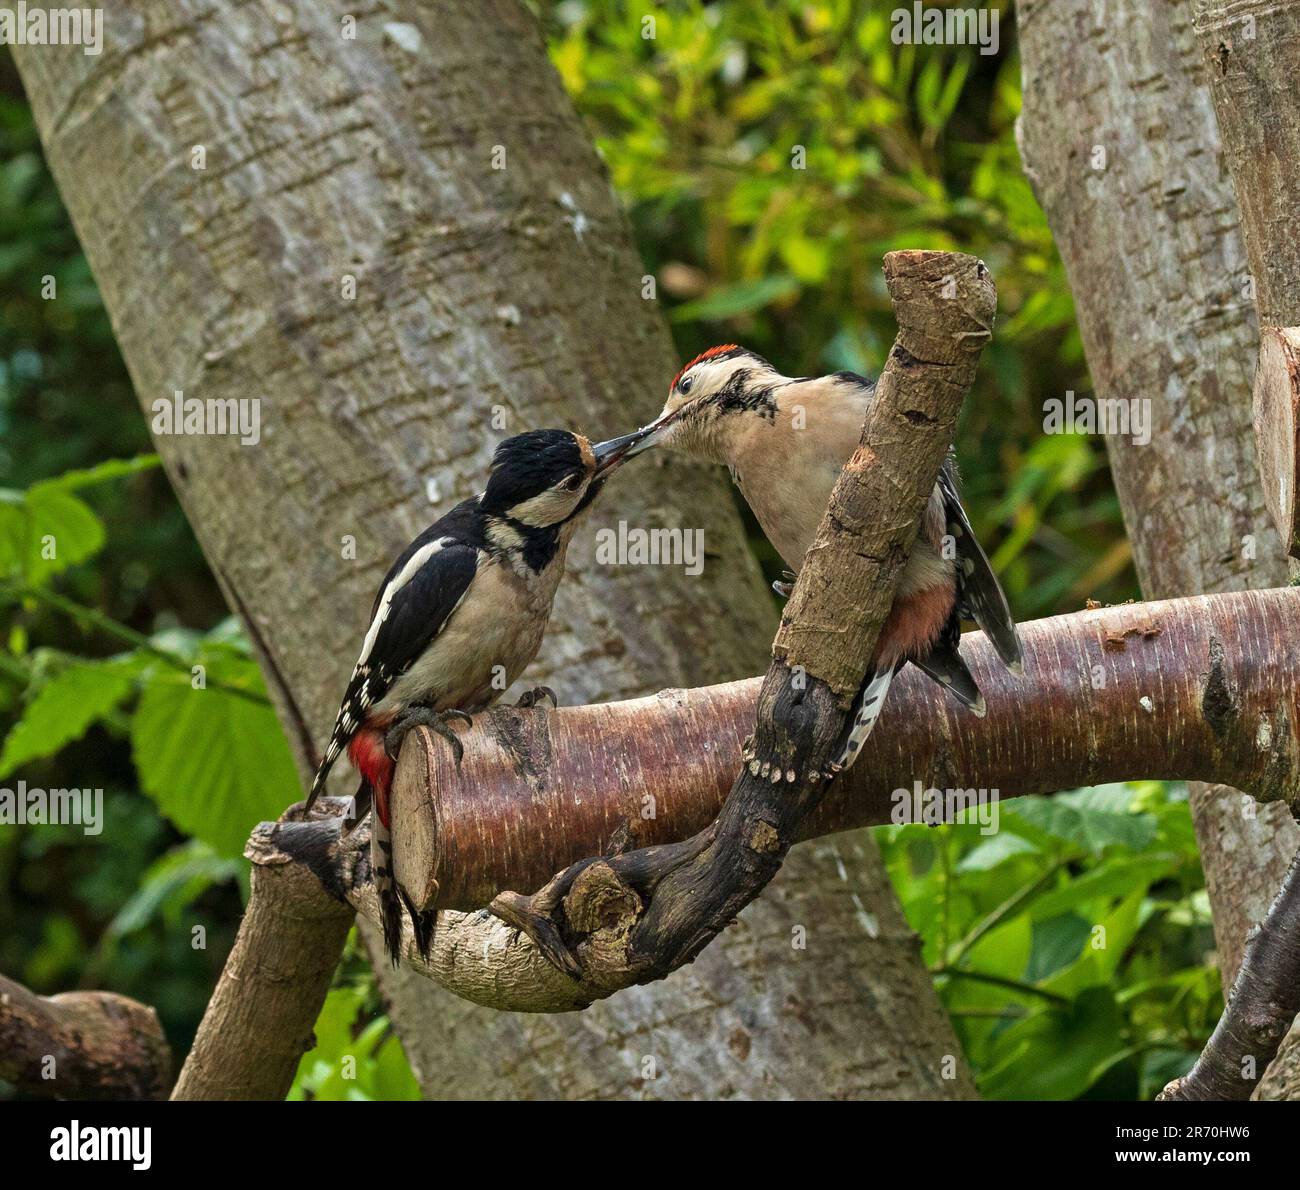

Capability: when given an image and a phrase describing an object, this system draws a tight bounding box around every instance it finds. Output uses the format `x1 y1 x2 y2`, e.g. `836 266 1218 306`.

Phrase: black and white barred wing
305 531 479 807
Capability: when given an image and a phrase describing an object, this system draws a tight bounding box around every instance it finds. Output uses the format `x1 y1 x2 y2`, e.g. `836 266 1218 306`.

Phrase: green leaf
957 832 1039 872
981 987 1124 1100
131 663 299 857
1006 785 1157 854
107 839 243 936
0 656 141 778
39 455 162 493
14 483 105 583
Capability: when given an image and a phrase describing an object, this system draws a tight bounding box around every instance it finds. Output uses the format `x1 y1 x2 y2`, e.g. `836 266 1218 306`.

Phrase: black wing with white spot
306 523 481 807
939 464 1023 672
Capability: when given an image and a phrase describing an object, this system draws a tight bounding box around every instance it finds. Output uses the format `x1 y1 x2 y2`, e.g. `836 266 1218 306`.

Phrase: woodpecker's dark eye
679 375 694 395
559 473 582 491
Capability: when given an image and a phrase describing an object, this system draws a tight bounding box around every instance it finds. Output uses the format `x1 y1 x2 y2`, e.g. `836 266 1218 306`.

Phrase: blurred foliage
538 0 1133 610
877 782 1220 1099
2 0 1207 1103
290 933 420 1102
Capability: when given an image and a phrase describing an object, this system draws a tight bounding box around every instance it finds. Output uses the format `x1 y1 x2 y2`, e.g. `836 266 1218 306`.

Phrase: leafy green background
0 1 1216 1101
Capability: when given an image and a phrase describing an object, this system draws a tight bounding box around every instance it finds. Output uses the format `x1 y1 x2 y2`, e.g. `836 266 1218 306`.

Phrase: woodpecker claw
514 685 558 710
385 706 471 767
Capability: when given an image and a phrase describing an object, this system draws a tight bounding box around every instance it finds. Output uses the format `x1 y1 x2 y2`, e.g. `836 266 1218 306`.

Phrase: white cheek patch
507 487 583 527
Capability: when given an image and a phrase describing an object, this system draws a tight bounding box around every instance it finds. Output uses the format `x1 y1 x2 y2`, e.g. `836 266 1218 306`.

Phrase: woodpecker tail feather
913 644 986 717
305 737 345 812
939 467 1024 673
397 884 436 962
369 795 436 964
371 810 403 965
835 665 896 771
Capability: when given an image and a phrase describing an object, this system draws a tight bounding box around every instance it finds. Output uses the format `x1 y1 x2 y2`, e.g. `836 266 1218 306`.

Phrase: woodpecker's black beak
591 425 658 477
591 413 678 478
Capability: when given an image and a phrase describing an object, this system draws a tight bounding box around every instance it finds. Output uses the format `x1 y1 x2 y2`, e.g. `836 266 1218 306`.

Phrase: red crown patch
670 344 741 394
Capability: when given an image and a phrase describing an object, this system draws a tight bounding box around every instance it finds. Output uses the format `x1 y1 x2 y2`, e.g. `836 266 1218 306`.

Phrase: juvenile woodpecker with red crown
604 345 1024 771
304 428 642 964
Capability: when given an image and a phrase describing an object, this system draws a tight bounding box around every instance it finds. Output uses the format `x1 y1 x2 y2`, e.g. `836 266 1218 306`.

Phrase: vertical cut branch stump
489 250 996 994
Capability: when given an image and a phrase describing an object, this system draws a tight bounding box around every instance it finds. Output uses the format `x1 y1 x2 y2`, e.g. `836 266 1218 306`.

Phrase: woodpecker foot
513 685 558 710
385 706 472 766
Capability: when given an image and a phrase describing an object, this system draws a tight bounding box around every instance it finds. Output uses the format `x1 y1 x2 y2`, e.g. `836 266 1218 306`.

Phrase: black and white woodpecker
603 345 1024 772
304 428 642 964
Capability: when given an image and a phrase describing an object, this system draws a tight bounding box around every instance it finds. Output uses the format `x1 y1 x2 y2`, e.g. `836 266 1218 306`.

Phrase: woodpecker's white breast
376 550 566 716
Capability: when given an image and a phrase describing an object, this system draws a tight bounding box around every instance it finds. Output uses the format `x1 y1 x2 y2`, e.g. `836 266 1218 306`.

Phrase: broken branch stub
487 250 996 994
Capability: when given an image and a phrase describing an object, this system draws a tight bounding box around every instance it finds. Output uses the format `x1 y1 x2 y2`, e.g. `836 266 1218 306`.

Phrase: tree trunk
1017 0 1300 1097
13 0 972 1099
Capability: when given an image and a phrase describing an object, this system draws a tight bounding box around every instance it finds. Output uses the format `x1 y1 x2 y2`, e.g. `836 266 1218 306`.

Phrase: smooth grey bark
1017 0 1299 1098
14 0 974 1099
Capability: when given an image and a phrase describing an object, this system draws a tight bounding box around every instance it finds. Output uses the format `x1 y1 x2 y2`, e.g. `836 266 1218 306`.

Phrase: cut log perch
1160 843 1300 1101
1193 0 1300 555
0 973 172 1100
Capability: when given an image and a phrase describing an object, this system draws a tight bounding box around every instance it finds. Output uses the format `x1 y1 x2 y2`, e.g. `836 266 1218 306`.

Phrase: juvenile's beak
591 413 677 478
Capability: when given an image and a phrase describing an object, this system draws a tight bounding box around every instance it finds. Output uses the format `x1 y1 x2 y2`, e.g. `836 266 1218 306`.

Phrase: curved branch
0 973 172 1100
1160 844 1300 1101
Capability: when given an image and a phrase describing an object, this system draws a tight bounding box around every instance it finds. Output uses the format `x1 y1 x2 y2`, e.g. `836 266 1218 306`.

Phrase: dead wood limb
169 807 356 1101
0 973 172 1100
1161 843 1300 1101
483 249 994 991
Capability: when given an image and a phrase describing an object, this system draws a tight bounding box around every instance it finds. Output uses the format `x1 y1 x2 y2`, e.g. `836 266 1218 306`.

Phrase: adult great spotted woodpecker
304 428 642 964
604 345 1024 772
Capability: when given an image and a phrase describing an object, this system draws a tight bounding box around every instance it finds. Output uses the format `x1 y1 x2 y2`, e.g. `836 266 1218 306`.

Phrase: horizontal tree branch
391 586 1300 913
0 972 172 1100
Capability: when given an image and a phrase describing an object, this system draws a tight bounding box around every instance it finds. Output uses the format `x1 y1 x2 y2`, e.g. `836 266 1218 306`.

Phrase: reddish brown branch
0 973 172 1100
391 586 1300 912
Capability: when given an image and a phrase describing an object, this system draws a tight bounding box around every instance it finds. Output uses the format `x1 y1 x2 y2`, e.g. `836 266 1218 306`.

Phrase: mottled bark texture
0 973 172 1100
486 251 992 994
1017 0 1300 1099
272 587 1300 1011
1192 0 1300 554
14 0 972 1099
